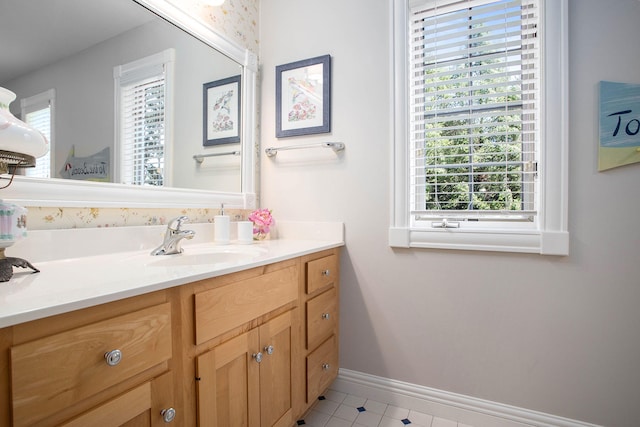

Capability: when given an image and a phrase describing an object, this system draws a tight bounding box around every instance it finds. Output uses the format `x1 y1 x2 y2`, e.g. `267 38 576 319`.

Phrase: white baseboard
331 369 601 427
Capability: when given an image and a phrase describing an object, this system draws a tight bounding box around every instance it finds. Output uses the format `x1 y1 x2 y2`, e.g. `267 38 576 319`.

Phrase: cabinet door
259 311 293 427
196 329 260 427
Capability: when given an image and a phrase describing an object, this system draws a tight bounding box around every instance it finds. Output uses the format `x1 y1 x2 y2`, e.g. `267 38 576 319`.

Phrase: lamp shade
0 87 49 162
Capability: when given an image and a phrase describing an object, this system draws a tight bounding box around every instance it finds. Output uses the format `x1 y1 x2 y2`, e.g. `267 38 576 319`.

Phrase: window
114 49 174 186
390 0 568 255
21 89 55 178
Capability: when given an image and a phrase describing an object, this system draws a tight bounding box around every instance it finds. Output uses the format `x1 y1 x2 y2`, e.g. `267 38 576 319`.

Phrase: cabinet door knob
321 313 330 320
321 269 331 277
264 345 274 355
322 363 331 371
161 407 176 423
104 349 122 366
252 352 263 363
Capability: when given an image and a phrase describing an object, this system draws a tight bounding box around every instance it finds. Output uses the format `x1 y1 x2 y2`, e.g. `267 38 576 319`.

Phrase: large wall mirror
0 0 257 209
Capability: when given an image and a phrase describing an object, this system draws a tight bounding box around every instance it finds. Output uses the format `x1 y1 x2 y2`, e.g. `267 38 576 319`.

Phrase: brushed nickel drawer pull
104 349 122 366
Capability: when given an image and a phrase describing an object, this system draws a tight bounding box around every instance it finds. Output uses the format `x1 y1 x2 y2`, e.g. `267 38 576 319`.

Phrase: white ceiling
0 0 154 83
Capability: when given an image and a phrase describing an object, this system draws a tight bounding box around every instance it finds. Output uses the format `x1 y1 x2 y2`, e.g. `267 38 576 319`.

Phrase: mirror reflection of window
115 49 175 186
21 89 54 178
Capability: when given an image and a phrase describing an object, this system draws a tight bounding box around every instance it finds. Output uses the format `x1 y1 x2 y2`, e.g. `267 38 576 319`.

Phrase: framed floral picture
276 55 331 138
203 75 241 146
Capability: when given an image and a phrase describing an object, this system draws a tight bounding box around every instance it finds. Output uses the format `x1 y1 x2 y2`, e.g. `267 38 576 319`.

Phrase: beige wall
258 1 640 426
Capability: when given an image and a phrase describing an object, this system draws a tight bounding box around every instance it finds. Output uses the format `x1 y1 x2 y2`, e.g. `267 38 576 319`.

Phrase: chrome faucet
151 216 195 256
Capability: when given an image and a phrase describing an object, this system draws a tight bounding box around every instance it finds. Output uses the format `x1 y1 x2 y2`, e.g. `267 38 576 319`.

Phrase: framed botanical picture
203 75 241 146
276 55 331 138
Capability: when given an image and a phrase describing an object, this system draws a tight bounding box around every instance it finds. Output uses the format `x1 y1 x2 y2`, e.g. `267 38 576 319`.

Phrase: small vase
253 230 268 241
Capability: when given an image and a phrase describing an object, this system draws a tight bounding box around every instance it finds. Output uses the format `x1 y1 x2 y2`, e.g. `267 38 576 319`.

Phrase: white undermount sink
144 244 268 267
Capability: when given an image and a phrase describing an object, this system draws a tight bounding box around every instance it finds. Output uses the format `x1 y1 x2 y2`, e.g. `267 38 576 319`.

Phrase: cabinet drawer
306 254 338 294
61 371 174 427
306 287 337 350
11 303 172 427
306 335 338 403
195 266 298 344
60 382 152 427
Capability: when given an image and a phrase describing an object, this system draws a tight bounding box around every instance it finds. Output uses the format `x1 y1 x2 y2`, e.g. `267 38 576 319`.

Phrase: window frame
114 49 175 187
390 0 569 255
20 89 55 179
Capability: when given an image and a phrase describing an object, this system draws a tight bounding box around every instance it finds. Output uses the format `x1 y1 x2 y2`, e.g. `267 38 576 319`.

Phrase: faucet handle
168 215 189 231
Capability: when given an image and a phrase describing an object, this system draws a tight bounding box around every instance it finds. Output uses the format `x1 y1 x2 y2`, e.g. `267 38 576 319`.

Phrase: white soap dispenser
214 203 230 244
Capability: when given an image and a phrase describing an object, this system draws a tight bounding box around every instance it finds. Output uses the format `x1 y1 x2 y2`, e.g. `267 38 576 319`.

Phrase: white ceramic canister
237 221 253 244
0 87 49 159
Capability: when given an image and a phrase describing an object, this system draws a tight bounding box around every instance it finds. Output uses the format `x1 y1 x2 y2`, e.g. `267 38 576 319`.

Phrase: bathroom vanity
0 224 342 427
0 0 330 422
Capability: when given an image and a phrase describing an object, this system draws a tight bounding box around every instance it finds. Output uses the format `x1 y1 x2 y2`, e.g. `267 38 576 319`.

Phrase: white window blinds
409 0 539 221
120 74 166 186
115 50 174 187
21 90 54 179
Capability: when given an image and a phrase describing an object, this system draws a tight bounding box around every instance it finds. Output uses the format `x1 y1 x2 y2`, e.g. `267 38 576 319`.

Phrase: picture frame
203 75 241 146
276 54 331 138
598 80 640 171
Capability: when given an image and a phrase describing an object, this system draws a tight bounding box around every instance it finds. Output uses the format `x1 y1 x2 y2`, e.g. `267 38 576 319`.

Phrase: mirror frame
2 0 257 210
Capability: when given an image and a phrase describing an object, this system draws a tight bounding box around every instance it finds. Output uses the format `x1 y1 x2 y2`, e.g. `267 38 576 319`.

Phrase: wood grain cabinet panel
258 311 294 427
300 249 340 411
60 371 174 427
196 328 260 427
306 335 339 403
306 287 337 350
10 303 172 427
60 382 152 427
306 254 338 294
196 311 293 427
195 266 298 345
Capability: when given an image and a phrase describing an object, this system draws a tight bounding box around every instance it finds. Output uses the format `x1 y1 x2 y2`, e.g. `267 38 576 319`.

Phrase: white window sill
389 227 569 255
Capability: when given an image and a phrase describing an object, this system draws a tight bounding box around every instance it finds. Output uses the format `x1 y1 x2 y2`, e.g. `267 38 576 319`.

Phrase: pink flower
248 208 274 234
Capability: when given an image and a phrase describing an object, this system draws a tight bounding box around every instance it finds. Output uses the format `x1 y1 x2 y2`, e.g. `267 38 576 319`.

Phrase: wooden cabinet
196 311 293 427
301 250 340 408
0 247 340 427
1 290 178 427
190 260 298 427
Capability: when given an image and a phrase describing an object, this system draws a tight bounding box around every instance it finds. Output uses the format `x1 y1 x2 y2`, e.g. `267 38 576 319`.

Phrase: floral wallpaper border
26 207 251 230
175 0 259 55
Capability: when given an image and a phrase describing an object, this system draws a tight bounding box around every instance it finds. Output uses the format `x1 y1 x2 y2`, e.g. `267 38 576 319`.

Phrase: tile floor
297 389 473 427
